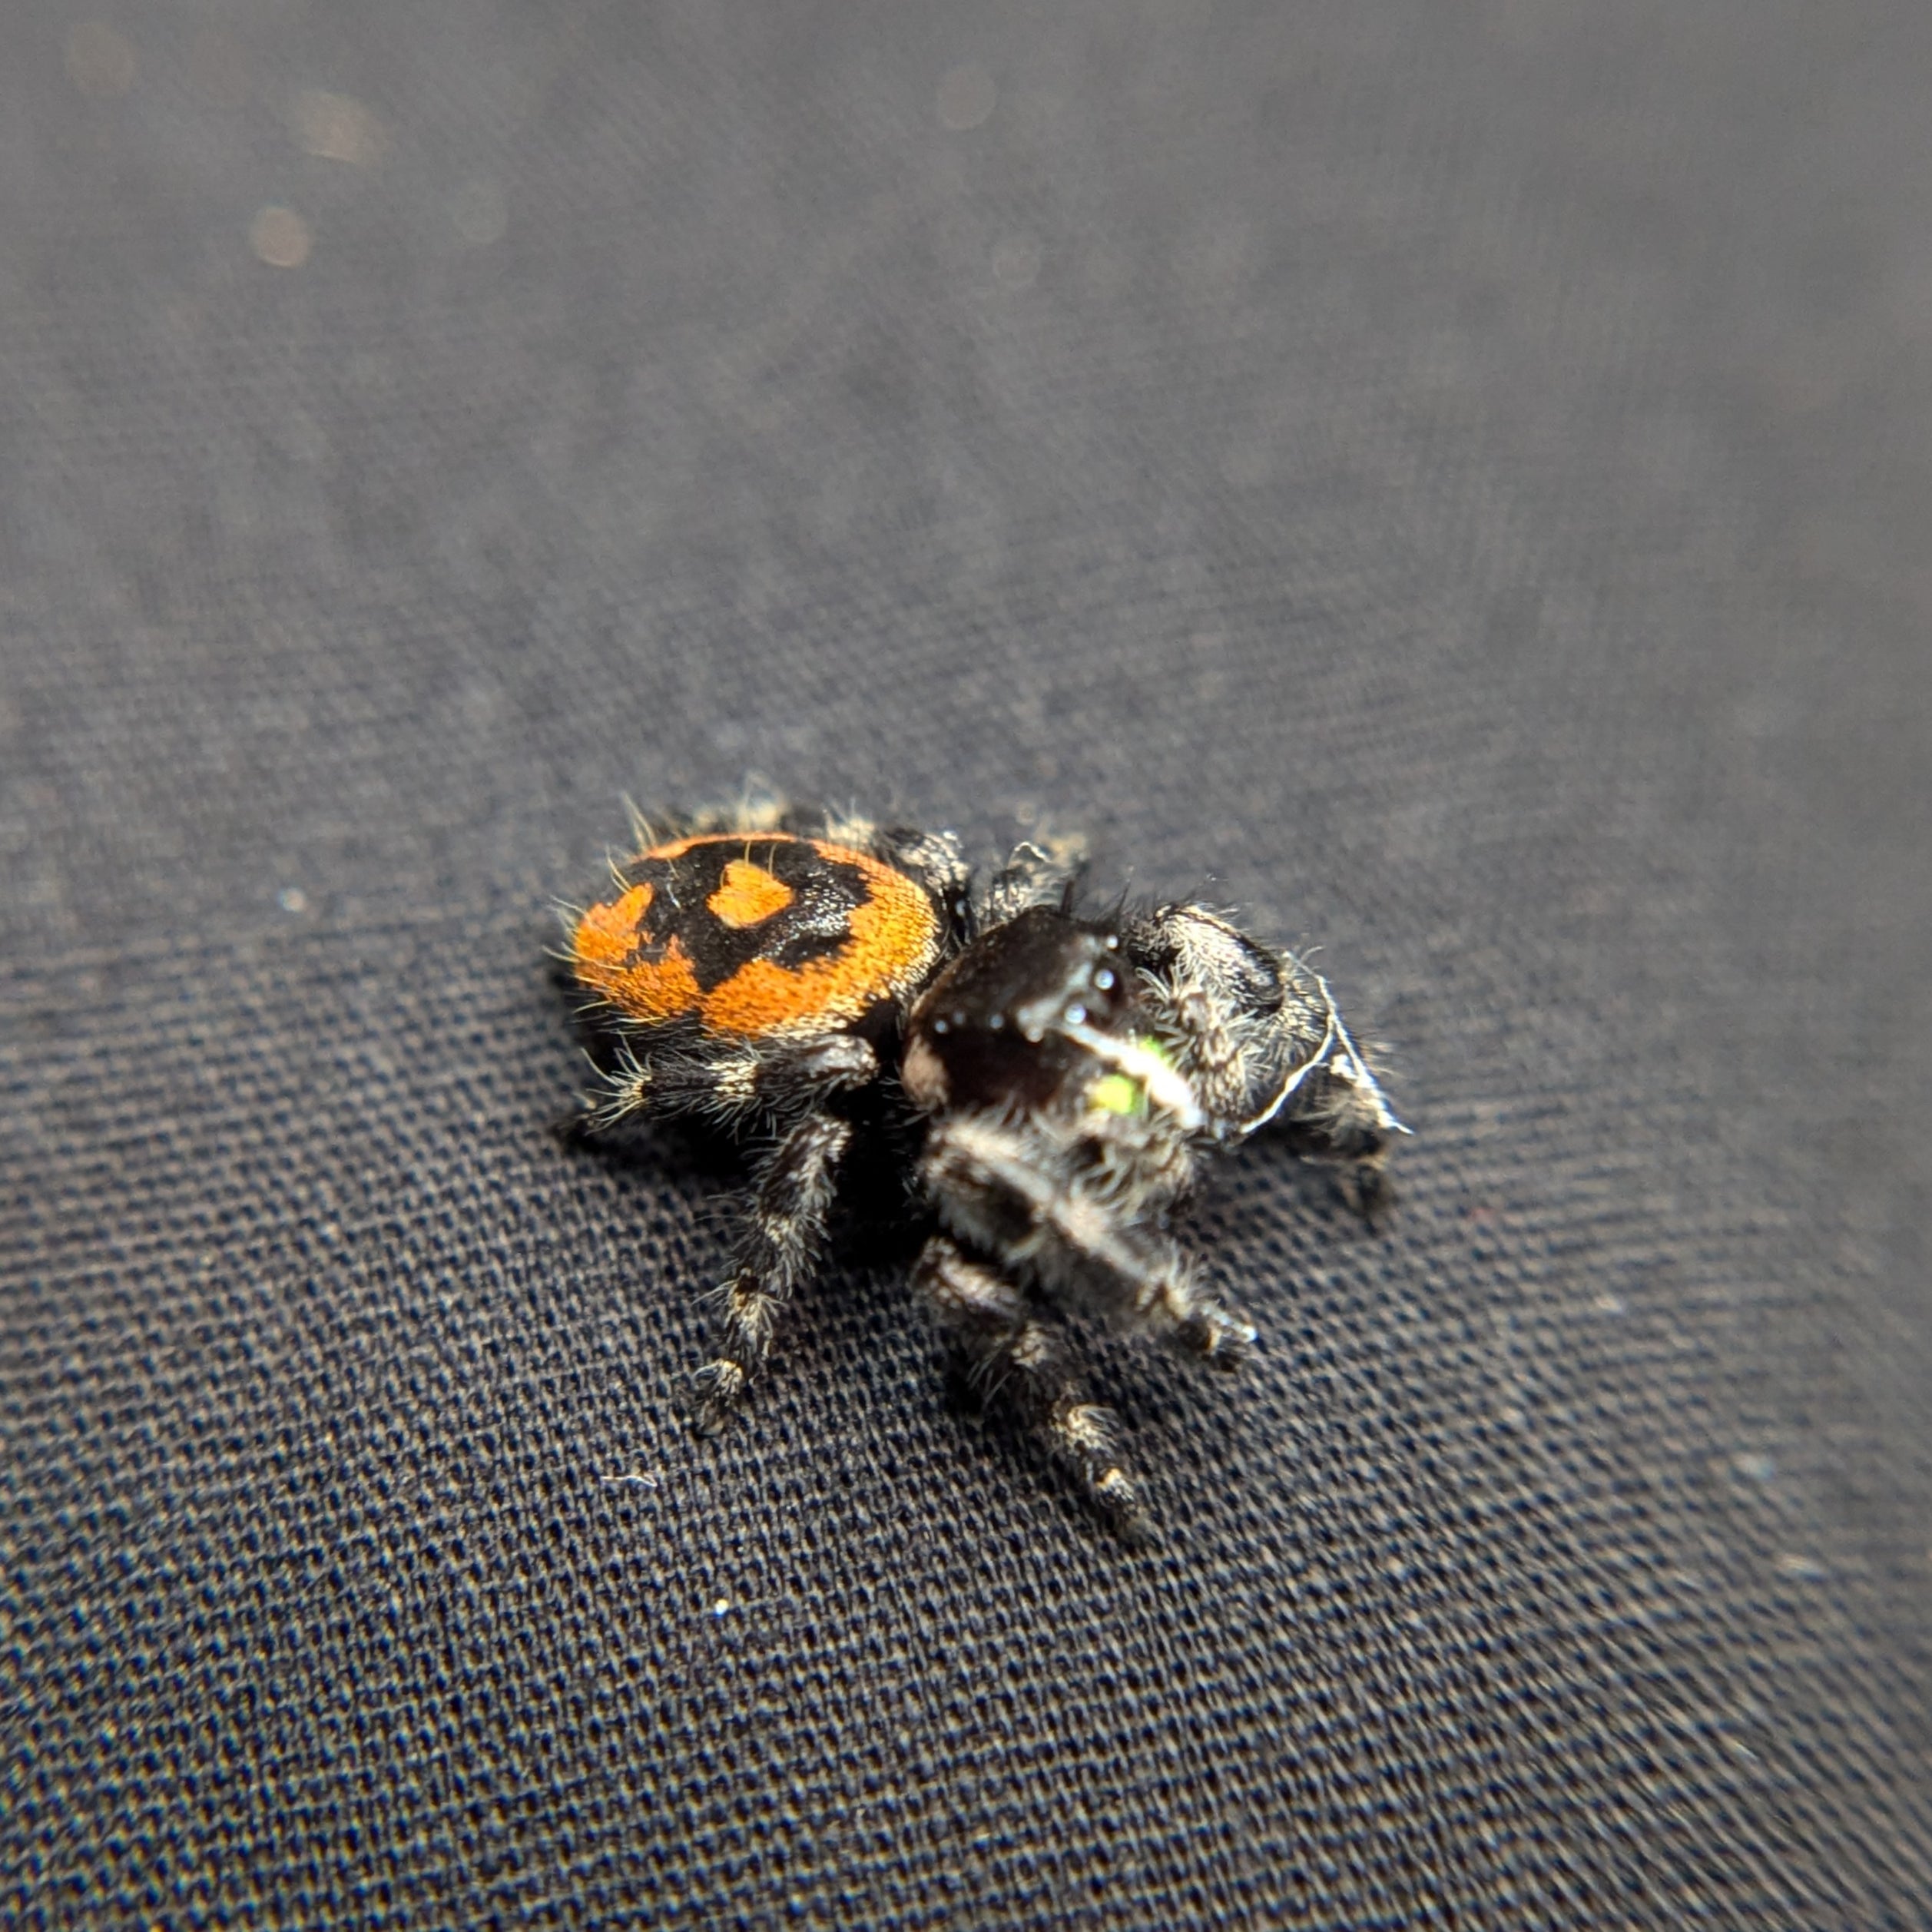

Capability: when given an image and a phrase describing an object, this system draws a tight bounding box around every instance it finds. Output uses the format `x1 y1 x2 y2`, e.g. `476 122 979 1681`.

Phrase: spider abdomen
571 830 943 1041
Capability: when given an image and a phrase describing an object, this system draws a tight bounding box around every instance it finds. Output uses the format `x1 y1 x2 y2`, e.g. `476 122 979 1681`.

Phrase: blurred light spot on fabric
66 23 137 99
290 89 385 166
936 63 995 131
452 180 508 248
250 206 312 268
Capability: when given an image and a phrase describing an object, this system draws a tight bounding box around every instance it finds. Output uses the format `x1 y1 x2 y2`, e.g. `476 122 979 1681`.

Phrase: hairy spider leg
921 1114 1257 1370
1258 963 1405 1220
588 1031 877 1132
694 1110 854 1434
913 1234 1153 1543
979 836 1091 928
1132 958 1251 1124
1125 905 1404 1214
577 1027 878 1433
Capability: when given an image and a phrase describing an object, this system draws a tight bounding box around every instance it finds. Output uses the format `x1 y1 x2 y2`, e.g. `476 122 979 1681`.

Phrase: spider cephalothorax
562 798 1403 1542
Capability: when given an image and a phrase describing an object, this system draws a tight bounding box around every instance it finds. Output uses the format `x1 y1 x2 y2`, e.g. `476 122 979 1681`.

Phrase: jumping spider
561 799 1403 1542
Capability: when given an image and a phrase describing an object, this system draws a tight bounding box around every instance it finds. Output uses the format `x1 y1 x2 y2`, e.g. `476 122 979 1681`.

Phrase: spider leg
584 1031 876 1132
1126 956 1250 1125
576 1027 878 1431
865 824 972 943
979 834 1090 926
920 1115 1256 1370
913 1234 1154 1543
695 1108 853 1434
1254 959 1405 1220
1123 905 1404 1215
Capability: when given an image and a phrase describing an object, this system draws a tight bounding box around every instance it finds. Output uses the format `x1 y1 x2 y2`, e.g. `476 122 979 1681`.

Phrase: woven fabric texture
5 2 1930 1925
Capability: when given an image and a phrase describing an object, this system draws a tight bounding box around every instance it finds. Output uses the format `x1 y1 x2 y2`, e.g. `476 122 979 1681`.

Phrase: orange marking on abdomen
698 841 939 1037
573 932 705 1025
708 860 795 928
573 881 654 971
571 880 706 1025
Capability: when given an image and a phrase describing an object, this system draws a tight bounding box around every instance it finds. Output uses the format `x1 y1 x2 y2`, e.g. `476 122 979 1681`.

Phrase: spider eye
1064 1002 1087 1026
1092 967 1115 992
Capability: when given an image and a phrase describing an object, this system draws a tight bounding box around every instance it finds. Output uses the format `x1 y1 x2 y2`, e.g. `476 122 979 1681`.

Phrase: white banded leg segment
913 1234 1152 1539
589 1042 761 1128
921 1115 1256 1370
694 1112 852 1433
592 1033 877 1133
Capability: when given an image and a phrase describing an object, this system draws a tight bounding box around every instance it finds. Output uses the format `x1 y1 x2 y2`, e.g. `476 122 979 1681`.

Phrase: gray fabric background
5 2 1929 1925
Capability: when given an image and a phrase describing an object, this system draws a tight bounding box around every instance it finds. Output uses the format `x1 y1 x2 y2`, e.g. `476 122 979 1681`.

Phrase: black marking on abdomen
618 837 872 993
